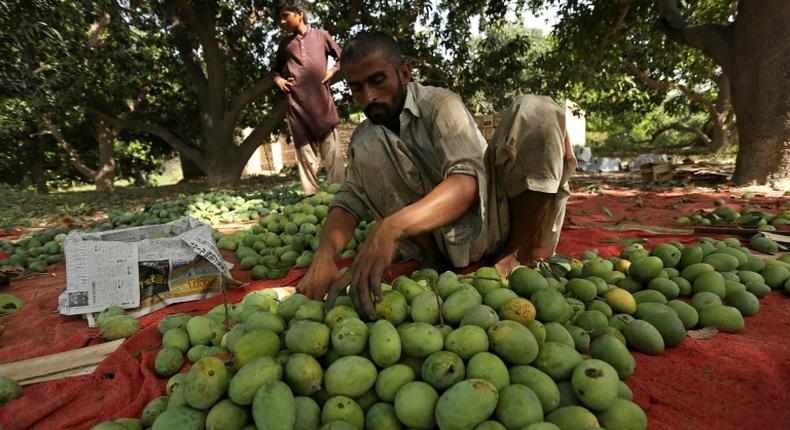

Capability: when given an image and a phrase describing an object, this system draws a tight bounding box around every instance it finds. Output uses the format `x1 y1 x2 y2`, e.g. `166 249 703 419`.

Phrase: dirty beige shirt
330 82 502 267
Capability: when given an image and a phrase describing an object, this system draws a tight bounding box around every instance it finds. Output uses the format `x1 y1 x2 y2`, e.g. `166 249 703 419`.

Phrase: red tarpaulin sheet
1 191 788 429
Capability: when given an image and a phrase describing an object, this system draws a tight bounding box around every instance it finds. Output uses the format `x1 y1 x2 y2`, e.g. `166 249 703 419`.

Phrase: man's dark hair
278 0 307 18
341 31 402 69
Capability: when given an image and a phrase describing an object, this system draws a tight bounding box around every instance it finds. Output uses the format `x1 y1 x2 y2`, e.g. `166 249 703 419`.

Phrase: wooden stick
692 226 761 236
0 339 124 385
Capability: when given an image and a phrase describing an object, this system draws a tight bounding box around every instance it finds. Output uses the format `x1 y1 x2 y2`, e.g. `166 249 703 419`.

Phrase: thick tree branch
323 0 365 34
175 0 226 123
226 78 276 133
621 59 735 152
650 122 711 146
620 60 719 121
88 12 111 48
170 15 208 95
596 0 631 60
41 115 97 178
237 100 289 166
108 86 150 134
654 0 733 71
89 109 207 172
404 56 449 84
174 0 213 50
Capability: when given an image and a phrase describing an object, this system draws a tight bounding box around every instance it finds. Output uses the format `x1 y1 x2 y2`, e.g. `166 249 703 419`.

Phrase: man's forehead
343 52 393 81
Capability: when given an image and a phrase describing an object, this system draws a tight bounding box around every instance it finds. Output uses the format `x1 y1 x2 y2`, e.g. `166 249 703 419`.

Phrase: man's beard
364 79 406 126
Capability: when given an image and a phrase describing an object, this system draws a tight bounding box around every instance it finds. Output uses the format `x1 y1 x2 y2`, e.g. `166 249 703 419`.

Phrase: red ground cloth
1 191 788 429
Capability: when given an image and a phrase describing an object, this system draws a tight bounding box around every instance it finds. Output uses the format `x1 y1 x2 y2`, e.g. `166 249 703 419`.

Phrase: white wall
565 100 586 147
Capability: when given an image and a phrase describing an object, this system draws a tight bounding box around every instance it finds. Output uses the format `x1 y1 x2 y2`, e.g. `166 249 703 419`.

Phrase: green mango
394 382 439 429
140 396 169 428
435 379 499 430
228 356 282 405
420 351 465 391
184 356 230 410
487 320 539 365
154 347 185 377
206 398 250 430
152 407 205 430
509 365 560 413
285 320 330 357
330 318 368 356
374 364 415 403
444 325 489 359
252 381 296 430
368 320 401 367
99 315 140 340
495 384 544 430
365 403 401 430
467 352 510 392
324 356 377 398
398 322 444 358
294 396 321 430
284 353 323 396
231 329 281 369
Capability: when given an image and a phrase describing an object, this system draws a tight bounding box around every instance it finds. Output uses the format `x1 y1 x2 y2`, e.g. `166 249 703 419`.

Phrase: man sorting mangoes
297 31 576 319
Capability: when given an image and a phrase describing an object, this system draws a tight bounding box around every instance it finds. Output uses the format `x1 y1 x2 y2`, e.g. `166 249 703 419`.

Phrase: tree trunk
728 0 790 186
180 155 206 181
94 119 117 192
164 2 290 186
656 0 789 186
202 128 246 186
707 73 736 153
31 137 48 194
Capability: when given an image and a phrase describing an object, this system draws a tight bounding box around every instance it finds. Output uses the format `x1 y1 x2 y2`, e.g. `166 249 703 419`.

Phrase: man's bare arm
296 207 358 299
380 173 478 240
315 207 359 261
325 173 478 318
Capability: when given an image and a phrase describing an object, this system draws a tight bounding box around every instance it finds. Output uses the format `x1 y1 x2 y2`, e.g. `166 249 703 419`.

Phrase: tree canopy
1 0 786 189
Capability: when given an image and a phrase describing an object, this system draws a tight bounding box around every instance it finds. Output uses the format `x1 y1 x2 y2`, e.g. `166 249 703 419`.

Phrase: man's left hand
325 219 401 320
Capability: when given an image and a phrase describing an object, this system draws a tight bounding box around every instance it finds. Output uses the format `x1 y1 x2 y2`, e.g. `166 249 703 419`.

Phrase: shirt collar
295 26 311 39
401 82 421 122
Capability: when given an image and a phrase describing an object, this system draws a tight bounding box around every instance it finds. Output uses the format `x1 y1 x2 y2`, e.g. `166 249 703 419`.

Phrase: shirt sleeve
324 30 342 74
269 39 288 81
428 93 488 246
328 145 370 222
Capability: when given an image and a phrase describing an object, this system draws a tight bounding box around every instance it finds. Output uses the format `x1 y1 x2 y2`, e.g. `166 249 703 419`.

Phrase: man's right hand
275 76 295 93
296 253 340 300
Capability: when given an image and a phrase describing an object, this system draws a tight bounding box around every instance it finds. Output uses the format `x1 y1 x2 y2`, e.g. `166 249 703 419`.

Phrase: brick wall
473 113 503 143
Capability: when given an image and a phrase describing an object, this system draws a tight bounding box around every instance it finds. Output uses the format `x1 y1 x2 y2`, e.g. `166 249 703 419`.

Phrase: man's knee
494 95 568 197
509 95 565 136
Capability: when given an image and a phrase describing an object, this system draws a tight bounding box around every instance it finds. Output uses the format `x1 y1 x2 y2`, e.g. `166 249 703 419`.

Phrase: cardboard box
640 162 675 183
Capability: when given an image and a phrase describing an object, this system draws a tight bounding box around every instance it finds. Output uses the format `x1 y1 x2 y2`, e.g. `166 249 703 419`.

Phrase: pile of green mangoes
675 199 790 231
82 234 789 430
0 228 69 272
214 192 375 280
98 181 313 231
0 181 341 275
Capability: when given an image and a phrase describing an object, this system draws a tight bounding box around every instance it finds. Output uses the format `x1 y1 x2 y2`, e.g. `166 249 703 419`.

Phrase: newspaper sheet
58 217 233 318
